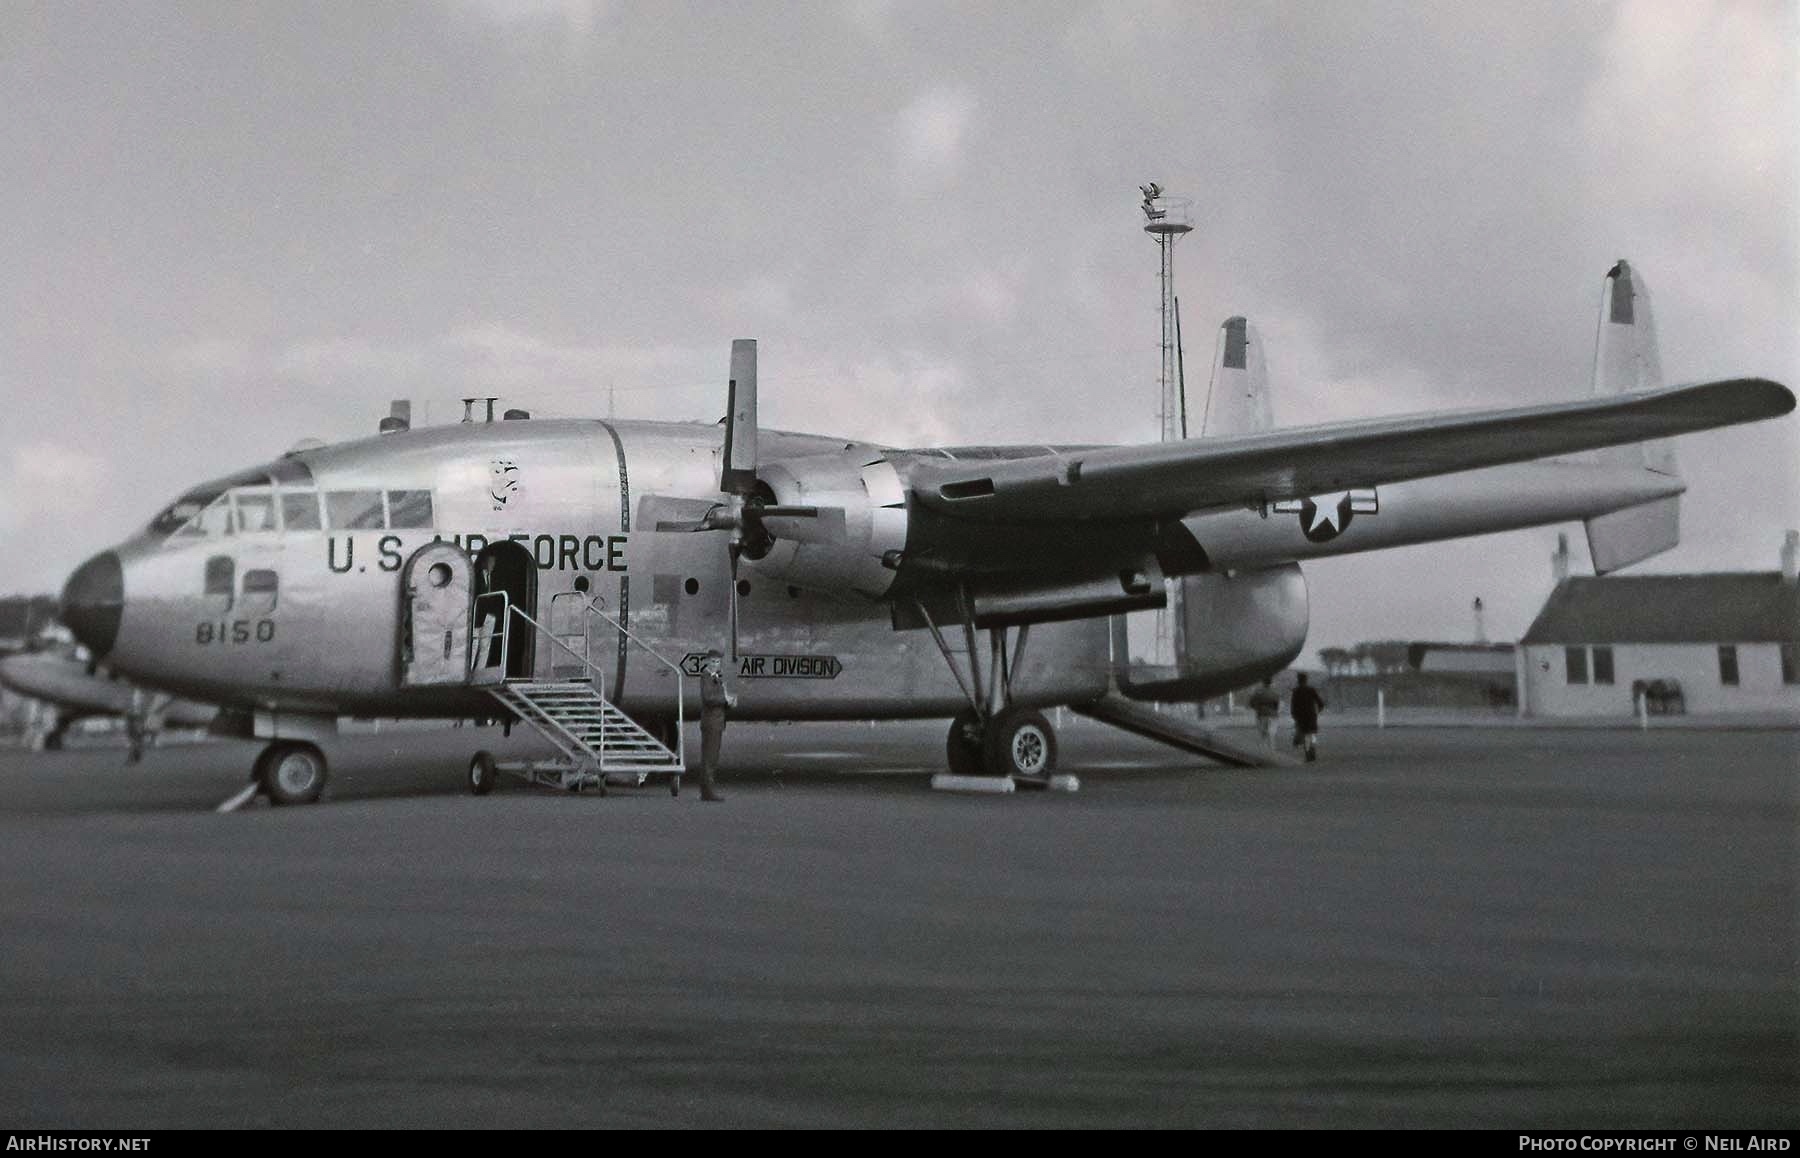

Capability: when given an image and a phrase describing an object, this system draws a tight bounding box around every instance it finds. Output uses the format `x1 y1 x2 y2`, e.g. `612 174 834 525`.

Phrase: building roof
1522 573 1800 645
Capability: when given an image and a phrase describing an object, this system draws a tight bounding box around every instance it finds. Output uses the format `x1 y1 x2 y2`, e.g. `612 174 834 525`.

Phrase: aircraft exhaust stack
379 399 411 435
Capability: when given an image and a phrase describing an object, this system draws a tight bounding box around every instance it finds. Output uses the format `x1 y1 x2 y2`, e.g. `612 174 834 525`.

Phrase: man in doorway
1247 676 1282 751
1290 672 1326 762
677 649 735 802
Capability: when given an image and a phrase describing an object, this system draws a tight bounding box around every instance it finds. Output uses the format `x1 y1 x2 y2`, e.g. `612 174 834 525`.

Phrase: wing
908 378 1793 523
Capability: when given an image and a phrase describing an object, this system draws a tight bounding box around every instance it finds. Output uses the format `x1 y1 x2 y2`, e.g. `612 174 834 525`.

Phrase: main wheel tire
259 741 328 806
945 709 985 777
982 707 1057 782
469 750 498 796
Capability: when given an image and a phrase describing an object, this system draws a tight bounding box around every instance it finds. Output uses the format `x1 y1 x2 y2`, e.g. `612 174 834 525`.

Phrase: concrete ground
0 719 1792 1128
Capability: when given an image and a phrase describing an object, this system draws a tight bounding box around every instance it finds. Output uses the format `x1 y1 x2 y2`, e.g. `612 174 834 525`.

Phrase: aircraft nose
61 550 123 659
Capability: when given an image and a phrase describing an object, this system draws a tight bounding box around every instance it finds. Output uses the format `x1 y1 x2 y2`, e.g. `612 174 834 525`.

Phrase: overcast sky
3 1 1795 653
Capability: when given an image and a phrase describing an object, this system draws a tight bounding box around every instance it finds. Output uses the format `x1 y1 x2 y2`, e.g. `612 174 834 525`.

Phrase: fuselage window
325 490 386 530
386 490 434 529
204 555 235 596
234 490 278 534
282 492 322 532
243 569 279 600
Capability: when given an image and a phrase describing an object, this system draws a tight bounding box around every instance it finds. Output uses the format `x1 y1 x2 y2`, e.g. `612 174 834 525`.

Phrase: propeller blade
655 519 713 533
760 506 848 544
721 338 758 496
727 541 742 661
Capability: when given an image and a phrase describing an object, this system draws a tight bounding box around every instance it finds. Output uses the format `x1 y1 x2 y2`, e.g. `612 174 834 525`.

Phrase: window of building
325 490 386 530
386 490 434 529
1718 645 1739 687
1565 646 1588 684
1592 646 1615 685
1782 644 1798 686
281 492 322 532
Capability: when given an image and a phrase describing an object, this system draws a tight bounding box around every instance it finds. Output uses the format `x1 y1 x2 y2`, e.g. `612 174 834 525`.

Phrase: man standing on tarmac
697 649 735 801
670 649 735 801
1290 672 1326 762
1247 677 1282 751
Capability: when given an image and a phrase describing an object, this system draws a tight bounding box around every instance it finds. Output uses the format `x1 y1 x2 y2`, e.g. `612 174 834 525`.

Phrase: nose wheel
255 741 329 806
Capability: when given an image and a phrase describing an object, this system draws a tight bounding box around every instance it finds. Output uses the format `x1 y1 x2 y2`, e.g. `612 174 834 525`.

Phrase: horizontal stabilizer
1585 495 1680 574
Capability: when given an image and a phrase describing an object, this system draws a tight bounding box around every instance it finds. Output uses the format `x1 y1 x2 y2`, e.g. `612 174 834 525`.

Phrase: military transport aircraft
56 260 1794 803
0 649 216 759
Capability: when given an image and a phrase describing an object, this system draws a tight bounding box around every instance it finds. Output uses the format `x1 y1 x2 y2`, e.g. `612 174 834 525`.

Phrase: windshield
148 487 227 536
144 465 283 539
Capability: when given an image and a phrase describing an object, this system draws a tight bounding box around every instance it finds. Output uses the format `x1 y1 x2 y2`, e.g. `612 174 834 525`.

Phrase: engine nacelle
749 455 909 598
1118 563 1309 701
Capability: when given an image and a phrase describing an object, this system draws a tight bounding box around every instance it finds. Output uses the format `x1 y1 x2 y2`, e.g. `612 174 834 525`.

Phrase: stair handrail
504 602 609 696
471 589 512 681
574 595 686 770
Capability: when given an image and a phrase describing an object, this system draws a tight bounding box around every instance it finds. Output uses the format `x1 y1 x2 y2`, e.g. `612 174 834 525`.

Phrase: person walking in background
1290 673 1326 762
1247 677 1282 751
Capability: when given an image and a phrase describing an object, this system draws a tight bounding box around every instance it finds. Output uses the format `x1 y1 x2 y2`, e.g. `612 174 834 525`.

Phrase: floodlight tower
1141 183 1193 443
1138 184 1194 679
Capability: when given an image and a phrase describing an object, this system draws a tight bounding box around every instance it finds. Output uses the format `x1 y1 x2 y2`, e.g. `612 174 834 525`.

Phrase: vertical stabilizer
1200 316 1273 437
1584 260 1681 572
1591 260 1677 473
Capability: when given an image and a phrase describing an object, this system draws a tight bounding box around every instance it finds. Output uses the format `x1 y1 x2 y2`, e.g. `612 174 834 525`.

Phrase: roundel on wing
1298 493 1355 543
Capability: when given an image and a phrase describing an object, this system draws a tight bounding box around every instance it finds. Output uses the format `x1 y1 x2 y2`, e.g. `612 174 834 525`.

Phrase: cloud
0 443 109 558
454 0 607 36
449 0 611 60
893 86 979 185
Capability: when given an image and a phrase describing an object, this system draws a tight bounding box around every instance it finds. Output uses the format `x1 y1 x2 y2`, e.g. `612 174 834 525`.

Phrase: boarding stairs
473 592 685 793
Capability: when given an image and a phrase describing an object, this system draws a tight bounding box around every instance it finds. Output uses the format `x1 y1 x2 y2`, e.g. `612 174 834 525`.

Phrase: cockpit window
386 490 433 529
282 492 322 532
325 490 386 530
146 465 280 539
176 494 234 539
149 492 218 536
233 490 277 534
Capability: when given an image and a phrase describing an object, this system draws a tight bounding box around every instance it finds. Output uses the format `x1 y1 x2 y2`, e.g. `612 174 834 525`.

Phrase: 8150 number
196 619 275 645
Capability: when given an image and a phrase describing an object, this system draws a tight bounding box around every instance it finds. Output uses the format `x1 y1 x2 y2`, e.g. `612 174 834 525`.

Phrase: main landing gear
918 594 1066 788
253 740 329 806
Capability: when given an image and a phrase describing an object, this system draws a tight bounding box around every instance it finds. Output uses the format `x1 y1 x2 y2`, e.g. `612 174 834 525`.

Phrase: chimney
1782 530 1798 586
1552 533 1571 584
1472 596 1487 643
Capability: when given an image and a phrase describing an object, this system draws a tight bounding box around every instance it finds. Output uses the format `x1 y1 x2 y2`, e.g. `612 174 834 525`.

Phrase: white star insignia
1307 492 1349 534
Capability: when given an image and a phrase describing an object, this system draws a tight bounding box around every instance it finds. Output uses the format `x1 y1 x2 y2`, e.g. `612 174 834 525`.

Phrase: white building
1517 542 1800 717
